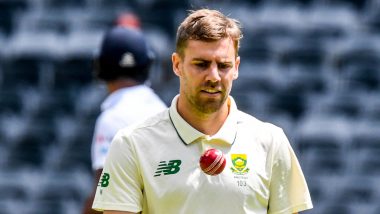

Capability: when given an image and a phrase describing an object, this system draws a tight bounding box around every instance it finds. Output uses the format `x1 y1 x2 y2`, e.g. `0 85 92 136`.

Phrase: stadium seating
0 0 380 213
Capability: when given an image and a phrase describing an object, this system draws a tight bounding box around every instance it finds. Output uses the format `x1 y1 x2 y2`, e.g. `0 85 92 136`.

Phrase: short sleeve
268 128 313 214
92 129 143 212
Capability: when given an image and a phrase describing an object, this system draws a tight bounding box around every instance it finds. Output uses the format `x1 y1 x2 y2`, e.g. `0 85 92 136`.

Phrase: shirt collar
169 95 238 145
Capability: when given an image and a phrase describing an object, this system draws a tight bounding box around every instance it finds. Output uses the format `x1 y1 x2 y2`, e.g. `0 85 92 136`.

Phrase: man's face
172 38 240 114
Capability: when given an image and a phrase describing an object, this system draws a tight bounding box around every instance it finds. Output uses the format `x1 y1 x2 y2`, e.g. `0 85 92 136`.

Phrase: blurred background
0 0 380 213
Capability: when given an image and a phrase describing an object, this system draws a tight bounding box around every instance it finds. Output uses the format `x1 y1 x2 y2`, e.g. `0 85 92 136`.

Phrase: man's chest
134 132 273 210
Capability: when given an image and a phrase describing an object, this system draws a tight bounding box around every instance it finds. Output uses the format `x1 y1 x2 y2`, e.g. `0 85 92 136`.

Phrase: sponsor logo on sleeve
98 172 110 187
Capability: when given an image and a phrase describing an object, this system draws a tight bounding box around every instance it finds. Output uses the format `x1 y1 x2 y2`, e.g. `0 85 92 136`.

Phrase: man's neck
177 97 230 136
107 78 142 93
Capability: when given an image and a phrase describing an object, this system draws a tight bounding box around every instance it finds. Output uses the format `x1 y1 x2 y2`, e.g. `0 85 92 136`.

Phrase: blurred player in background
81 13 167 214
92 9 312 214
115 12 141 29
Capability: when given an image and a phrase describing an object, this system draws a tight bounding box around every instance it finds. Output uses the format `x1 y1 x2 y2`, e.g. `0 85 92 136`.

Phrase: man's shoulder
236 111 288 151
236 110 283 133
118 109 170 135
97 92 167 128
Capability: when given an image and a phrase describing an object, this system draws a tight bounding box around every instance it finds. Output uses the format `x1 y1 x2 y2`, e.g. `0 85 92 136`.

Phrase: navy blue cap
95 26 154 82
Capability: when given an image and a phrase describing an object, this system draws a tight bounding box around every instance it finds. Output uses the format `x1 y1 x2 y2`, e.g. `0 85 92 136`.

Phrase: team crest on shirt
230 154 250 175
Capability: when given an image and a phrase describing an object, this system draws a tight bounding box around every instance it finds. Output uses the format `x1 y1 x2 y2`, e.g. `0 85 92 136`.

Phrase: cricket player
82 25 167 214
92 9 313 214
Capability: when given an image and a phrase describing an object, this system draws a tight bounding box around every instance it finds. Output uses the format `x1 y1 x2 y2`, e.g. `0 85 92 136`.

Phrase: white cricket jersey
93 95 313 214
91 85 167 170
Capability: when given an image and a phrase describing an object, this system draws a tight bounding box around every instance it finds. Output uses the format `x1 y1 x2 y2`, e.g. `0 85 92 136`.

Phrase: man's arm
82 169 103 214
104 211 137 214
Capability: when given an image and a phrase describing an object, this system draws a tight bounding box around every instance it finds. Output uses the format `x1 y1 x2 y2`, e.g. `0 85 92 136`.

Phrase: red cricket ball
199 148 226 176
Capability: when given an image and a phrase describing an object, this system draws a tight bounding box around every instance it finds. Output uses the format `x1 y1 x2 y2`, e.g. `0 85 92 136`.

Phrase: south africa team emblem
230 154 250 175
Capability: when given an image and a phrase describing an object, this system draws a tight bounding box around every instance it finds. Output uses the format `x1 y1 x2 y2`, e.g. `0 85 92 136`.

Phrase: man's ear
233 56 240 80
233 70 238 79
172 52 182 77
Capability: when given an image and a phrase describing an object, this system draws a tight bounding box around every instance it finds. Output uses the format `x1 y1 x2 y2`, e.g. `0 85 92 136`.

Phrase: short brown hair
175 9 243 58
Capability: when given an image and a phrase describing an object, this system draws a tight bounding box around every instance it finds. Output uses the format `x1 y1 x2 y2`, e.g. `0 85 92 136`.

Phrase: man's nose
206 63 221 82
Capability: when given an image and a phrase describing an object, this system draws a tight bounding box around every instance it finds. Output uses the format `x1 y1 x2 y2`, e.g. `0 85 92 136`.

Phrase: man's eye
195 62 209 68
218 63 231 70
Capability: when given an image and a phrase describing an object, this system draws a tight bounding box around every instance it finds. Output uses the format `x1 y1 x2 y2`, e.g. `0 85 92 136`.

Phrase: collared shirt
91 85 167 170
93 95 313 213
169 97 238 147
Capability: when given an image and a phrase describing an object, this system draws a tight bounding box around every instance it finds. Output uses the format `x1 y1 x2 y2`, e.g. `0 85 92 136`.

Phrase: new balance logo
98 172 110 187
154 160 182 177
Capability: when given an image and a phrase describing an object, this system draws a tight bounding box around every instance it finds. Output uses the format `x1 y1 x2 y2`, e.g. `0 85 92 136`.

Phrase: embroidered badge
230 154 250 175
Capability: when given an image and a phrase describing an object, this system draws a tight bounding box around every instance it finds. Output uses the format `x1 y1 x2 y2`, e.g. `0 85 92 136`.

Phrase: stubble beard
188 91 228 115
